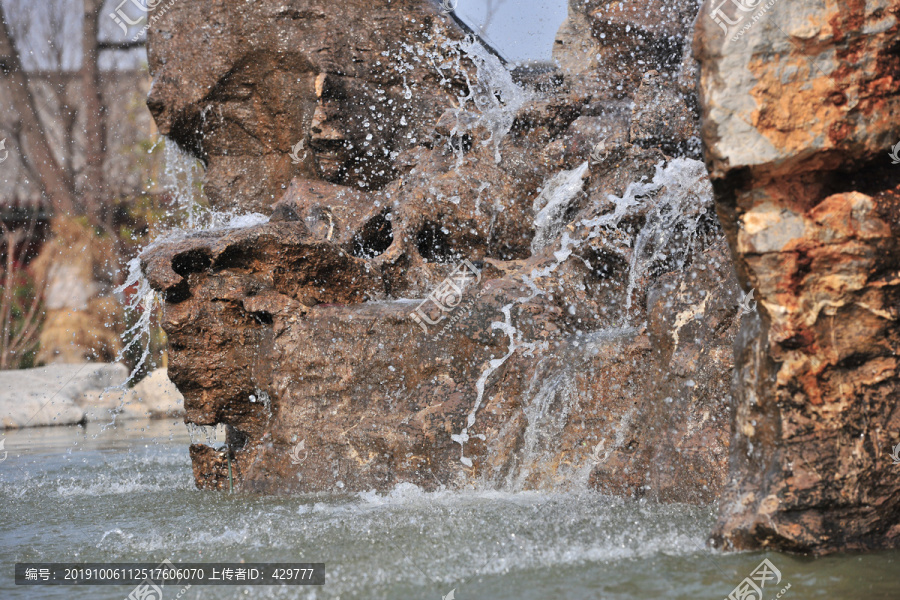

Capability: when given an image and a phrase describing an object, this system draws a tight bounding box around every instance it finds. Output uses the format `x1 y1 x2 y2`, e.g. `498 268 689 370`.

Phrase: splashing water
116 137 269 389
617 158 713 312
114 257 159 386
163 137 204 228
531 161 590 254
3 422 896 600
504 326 639 491
438 35 531 164
186 422 225 446
452 158 713 469
451 305 540 466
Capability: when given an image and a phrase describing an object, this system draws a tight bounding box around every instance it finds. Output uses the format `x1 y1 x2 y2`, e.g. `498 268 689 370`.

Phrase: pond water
1 423 898 599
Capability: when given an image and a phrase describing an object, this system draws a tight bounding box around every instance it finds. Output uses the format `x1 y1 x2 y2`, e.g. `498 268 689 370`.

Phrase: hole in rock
416 221 455 263
250 311 274 325
226 426 249 452
351 210 394 258
171 249 212 277
213 243 254 271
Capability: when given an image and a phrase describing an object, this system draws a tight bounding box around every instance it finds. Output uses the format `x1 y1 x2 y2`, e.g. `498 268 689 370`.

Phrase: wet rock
142 1 742 504
143 147 740 498
271 178 381 247
146 0 471 212
695 0 900 553
630 70 700 157
543 104 632 171
553 0 701 100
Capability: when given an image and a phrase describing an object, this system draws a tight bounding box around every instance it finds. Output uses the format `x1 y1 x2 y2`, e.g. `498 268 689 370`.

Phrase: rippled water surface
1 422 898 599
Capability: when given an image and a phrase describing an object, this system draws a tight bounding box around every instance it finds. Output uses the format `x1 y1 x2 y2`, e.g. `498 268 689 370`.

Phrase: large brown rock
146 0 472 211
695 0 900 553
143 0 743 503
142 149 741 499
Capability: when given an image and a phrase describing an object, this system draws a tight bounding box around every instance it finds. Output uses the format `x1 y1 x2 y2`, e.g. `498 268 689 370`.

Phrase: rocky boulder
142 0 742 503
695 0 900 553
145 0 474 212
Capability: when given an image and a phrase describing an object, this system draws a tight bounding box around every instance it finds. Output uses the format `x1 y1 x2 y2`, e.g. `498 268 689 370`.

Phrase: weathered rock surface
144 0 742 502
695 0 900 553
145 0 473 212
152 194 740 497
553 0 700 100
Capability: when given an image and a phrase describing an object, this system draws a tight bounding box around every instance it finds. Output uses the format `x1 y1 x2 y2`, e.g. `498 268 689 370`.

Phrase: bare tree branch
0 3 78 215
80 0 109 225
480 0 508 35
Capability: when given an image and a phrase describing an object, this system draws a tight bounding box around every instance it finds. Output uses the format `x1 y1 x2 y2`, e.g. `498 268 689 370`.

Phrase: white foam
532 161 590 253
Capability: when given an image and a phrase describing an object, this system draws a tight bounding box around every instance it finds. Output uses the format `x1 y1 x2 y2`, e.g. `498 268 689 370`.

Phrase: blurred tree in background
0 0 167 370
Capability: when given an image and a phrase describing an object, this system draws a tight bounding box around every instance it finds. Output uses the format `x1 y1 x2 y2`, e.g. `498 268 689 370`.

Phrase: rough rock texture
553 0 700 100
144 0 743 500
145 0 472 212
695 0 900 553
148 174 740 497
630 70 701 157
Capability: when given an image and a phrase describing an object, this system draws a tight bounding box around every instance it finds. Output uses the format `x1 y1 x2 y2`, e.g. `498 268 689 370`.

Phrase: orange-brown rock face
695 0 900 553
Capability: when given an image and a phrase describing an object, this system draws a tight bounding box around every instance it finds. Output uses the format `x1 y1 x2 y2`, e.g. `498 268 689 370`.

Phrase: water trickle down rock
531 161 590 254
695 0 900 553
140 0 741 502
